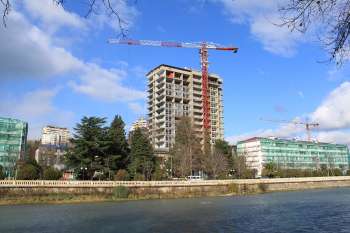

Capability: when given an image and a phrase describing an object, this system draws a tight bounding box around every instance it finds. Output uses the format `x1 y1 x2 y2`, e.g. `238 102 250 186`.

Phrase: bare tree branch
278 0 350 65
1 0 10 27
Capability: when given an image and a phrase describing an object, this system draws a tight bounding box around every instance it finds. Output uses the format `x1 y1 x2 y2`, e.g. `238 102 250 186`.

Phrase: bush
43 167 62 180
133 173 145 181
114 169 129 181
0 165 5 179
17 164 40 180
113 186 130 199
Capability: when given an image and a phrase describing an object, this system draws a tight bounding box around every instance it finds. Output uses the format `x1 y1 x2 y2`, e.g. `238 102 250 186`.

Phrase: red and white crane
108 39 238 130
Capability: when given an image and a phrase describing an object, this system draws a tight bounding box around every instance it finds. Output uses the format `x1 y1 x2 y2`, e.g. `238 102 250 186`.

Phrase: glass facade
0 117 28 177
237 137 350 176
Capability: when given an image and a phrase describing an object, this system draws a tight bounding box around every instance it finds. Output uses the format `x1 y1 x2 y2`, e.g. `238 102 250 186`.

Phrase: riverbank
2 176 350 205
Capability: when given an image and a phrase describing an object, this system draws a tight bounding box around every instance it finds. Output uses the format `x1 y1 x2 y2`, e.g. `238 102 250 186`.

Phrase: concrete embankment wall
1 177 350 201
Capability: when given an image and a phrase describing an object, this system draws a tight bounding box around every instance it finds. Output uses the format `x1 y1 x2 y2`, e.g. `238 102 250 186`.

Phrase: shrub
133 173 145 181
17 164 40 180
43 167 62 180
114 169 129 181
0 165 5 179
113 186 130 199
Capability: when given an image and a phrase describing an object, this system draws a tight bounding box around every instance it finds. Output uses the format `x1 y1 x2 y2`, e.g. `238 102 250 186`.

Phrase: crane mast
108 39 238 130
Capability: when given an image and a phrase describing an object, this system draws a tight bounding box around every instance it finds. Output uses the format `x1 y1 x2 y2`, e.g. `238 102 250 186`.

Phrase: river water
1 188 350 233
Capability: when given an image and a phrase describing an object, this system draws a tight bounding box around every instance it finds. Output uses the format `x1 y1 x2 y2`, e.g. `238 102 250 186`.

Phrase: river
1 188 350 233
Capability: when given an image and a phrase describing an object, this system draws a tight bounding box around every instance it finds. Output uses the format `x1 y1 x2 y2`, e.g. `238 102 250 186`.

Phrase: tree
171 117 202 178
17 164 40 180
204 148 229 179
279 0 350 64
25 140 40 160
0 165 5 179
1 0 133 37
128 128 155 180
105 115 130 178
262 162 277 178
65 116 109 180
43 167 62 180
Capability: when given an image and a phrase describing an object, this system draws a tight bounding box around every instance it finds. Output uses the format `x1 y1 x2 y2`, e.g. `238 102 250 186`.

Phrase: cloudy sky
0 0 349 145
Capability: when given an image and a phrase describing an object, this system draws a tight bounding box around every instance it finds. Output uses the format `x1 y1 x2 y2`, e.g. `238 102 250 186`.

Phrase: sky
0 0 349 145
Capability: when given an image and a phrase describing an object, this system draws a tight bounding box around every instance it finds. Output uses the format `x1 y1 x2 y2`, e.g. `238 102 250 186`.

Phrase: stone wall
1 177 350 201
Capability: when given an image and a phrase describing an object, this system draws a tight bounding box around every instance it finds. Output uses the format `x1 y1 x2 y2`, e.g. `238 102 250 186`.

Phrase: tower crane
260 118 319 142
108 38 239 130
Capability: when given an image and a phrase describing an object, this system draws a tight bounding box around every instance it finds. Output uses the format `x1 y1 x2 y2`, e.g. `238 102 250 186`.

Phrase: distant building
0 117 28 177
41 126 70 148
130 117 148 132
35 125 70 170
128 117 149 145
237 137 350 177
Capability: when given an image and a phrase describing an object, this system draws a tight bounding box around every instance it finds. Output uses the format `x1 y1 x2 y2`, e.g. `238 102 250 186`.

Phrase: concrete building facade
237 137 350 177
41 126 70 148
147 64 224 154
0 117 28 177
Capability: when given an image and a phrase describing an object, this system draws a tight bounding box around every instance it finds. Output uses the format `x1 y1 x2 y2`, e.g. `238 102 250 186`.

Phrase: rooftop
146 64 221 79
237 136 348 147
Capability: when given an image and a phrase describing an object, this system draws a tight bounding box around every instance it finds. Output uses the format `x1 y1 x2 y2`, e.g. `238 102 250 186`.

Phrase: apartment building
130 117 148 132
147 64 224 153
237 137 350 177
41 125 70 148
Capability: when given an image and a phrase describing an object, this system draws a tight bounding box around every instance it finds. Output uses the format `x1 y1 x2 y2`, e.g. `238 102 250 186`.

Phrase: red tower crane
108 39 238 130
260 118 320 142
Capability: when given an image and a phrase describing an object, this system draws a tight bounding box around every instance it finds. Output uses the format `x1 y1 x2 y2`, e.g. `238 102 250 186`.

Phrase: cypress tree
106 115 129 171
128 128 155 180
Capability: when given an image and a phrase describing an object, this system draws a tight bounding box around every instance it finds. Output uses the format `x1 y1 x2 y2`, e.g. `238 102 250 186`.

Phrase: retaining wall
1 177 350 200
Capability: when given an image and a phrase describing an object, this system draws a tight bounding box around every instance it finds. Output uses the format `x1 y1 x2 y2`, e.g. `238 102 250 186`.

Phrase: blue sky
0 0 349 145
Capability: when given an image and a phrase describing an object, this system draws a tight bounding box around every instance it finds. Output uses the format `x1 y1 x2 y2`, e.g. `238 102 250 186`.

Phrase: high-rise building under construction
147 64 224 154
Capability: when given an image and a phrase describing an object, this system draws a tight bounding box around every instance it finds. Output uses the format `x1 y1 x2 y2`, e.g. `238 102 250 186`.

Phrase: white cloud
316 131 350 145
23 0 86 32
226 120 305 144
228 82 350 145
0 88 74 139
311 82 350 130
0 11 82 78
215 0 302 56
0 8 144 102
68 63 146 102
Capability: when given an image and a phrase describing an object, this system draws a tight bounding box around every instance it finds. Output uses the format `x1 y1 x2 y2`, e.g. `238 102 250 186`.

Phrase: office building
237 137 350 177
0 117 28 177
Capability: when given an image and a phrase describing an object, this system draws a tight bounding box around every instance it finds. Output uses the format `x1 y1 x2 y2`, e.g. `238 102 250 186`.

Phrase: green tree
43 167 62 180
106 115 129 173
17 164 40 180
65 116 109 180
262 162 277 178
128 128 155 180
0 165 5 179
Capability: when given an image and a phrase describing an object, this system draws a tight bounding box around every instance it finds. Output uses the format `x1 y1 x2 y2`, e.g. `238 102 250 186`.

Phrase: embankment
1 176 350 204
